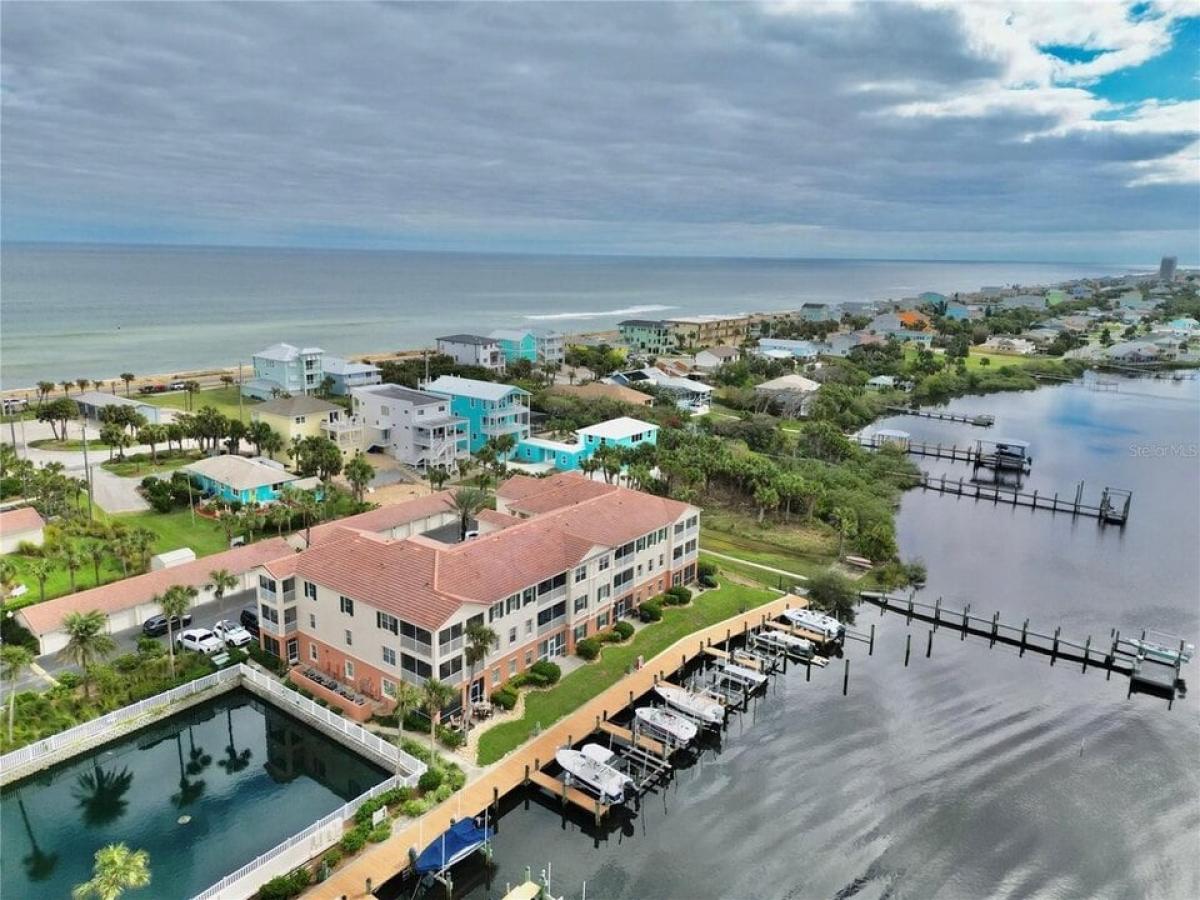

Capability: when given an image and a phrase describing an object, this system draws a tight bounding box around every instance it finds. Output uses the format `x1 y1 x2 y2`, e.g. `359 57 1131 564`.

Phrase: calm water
0 243 1138 388
0 690 387 899
439 379 1199 900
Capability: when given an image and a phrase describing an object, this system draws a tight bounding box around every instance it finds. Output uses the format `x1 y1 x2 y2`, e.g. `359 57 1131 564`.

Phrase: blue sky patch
1040 44 1111 65
1090 15 1200 104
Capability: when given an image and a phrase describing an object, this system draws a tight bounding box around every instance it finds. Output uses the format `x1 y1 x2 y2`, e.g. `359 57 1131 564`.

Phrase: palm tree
120 373 135 396
36 381 55 408
390 681 421 776
282 488 321 547
267 503 292 537
159 585 197 678
76 378 91 394
86 542 107 587
73 762 134 826
832 506 858 559
344 454 374 503
2 645 34 741
0 558 18 603
60 542 84 593
72 842 150 900
137 424 166 464
60 380 73 398
216 509 240 546
61 611 116 697
207 569 238 607
463 623 498 728
421 678 454 758
27 558 55 603
455 457 474 484
450 486 489 541
260 429 284 460
427 465 450 492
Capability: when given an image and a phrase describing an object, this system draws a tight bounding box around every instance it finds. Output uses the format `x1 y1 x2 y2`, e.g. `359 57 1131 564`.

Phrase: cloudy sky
2 1 1197 262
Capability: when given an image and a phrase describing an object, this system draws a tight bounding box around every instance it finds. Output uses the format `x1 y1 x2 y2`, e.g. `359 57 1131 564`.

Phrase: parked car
168 380 187 391
239 608 260 637
213 619 253 648
176 628 224 655
142 613 193 637
138 384 167 394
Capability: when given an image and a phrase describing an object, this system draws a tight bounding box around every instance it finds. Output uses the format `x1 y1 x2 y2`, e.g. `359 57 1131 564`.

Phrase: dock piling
1083 636 1091 672
1051 627 1061 664
868 623 875 656
961 603 970 640
990 612 999 648
1020 619 1028 656
842 659 849 696
926 629 933 658
904 633 912 667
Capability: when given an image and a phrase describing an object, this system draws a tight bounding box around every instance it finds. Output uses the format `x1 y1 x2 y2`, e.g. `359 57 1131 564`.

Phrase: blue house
423 375 531 455
489 329 566 366
757 338 822 360
183 455 318 505
944 301 973 321
514 417 658 471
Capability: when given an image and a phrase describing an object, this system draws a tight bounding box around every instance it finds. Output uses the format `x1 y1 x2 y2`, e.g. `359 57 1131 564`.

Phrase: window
573 623 588 643
687 515 698 530
685 538 697 554
309 643 319 661
382 646 396 666
597 584 611 602
260 604 279 624
294 416 306 425
636 536 646 552
488 601 504 623
614 541 635 561
598 555 610 572
345 660 355 679
382 678 397 698
525 619 533 635
286 639 299 663
438 622 463 647
283 607 297 625
525 650 534 666
492 668 501 685
282 577 295 595
259 575 277 594
537 573 567 596
506 594 521 615
658 527 668 542
439 656 463 680
377 611 399 634
400 621 432 646
508 659 517 675
508 626 517 644
574 594 588 613
613 568 634 590
304 581 317 600
597 611 610 628
674 521 685 535
523 587 536 606
344 629 353 647
340 596 354 616
674 545 683 560
574 566 587 583
537 601 566 627
402 653 432 679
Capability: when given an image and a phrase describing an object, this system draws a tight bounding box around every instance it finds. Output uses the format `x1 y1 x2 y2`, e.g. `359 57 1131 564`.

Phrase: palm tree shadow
16 794 59 881
72 762 134 827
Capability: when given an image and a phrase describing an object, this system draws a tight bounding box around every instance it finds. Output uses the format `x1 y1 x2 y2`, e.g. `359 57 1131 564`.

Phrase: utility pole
238 362 244 423
80 420 94 521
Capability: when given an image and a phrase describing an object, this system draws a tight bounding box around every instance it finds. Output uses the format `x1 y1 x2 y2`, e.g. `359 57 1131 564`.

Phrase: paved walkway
312 593 802 898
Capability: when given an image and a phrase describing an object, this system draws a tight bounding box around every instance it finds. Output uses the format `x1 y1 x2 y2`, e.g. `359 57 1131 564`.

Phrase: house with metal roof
435 334 506 373
242 342 325 399
608 368 712 415
422 375 531 453
351 383 467 469
489 329 566 367
73 390 162 424
323 355 382 395
183 455 318 504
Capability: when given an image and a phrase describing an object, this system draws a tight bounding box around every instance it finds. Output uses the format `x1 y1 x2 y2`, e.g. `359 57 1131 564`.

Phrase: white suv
213 619 253 648
176 628 224 656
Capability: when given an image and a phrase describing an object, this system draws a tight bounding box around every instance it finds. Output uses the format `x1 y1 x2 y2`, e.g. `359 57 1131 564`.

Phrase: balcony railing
537 614 566 636
482 418 529 436
439 636 464 654
400 636 432 656
261 618 297 637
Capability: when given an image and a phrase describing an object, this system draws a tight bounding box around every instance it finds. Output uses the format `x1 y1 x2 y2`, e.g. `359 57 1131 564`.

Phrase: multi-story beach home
489 329 566 368
323 356 382 395
251 473 699 716
350 383 467 470
618 319 675 356
242 343 325 399
249 395 356 465
665 314 750 350
513 416 658 471
435 334 506 374
422 375 531 454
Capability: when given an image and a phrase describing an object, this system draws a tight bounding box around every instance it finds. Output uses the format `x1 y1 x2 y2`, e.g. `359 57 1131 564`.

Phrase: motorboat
781 607 846 641
753 629 814 659
716 661 768 689
556 744 633 805
634 706 699 746
653 683 725 726
412 818 493 875
1128 637 1195 666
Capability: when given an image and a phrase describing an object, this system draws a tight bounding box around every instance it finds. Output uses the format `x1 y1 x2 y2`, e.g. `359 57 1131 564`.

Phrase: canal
0 690 389 899
433 377 1199 900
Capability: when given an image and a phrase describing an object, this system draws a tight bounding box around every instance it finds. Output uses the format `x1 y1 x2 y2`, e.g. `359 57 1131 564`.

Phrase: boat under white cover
556 744 633 804
653 683 725 725
755 630 814 658
718 661 768 688
781 607 845 640
635 706 699 745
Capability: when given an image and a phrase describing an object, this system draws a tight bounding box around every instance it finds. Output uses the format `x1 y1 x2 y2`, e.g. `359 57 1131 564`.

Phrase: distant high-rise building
1159 256 1177 282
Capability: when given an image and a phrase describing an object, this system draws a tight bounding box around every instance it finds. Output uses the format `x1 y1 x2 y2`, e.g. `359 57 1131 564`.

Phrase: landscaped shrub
436 725 465 749
339 829 367 854
256 867 311 900
666 586 693 605
403 710 427 732
507 672 530 688
402 797 429 818
613 621 635 640
246 642 287 675
491 686 518 710
112 653 141 673
698 573 718 588
638 599 662 622
575 637 601 661
56 672 81 689
0 616 38 653
528 660 561 686
322 848 343 869
368 822 392 843
697 561 718 579
418 768 444 792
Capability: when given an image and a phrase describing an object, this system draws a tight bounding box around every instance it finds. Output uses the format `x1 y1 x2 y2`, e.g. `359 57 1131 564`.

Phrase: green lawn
140 386 259 421
476 580 775 765
100 450 200 477
28 438 112 451
3 548 126 606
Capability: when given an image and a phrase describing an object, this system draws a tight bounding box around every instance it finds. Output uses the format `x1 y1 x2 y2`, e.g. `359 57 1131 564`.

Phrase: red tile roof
303 491 456 547
18 538 294 636
475 509 522 532
497 472 618 516
0 506 45 535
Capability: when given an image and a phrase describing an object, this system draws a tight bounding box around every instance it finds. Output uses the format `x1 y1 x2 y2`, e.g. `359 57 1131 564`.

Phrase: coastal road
16 587 258 693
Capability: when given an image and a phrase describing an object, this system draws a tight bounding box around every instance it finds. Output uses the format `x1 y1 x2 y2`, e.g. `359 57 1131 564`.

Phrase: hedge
575 637 601 660
613 621 635 640
638 599 663 622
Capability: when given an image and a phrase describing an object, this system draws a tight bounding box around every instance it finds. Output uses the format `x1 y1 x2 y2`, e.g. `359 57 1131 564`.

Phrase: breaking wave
523 304 678 322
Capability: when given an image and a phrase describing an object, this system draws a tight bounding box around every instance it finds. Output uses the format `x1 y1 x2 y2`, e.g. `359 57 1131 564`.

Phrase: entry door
470 677 484 703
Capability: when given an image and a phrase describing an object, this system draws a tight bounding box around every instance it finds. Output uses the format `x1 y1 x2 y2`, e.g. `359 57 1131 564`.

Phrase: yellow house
249 396 362 466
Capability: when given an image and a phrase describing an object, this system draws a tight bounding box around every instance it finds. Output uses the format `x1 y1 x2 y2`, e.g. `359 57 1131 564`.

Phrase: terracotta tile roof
475 509 522 532
303 492 456 547
18 538 293 636
497 472 617 515
0 506 45 534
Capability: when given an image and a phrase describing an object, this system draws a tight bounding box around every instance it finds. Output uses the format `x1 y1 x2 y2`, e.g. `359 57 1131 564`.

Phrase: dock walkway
312 594 799 898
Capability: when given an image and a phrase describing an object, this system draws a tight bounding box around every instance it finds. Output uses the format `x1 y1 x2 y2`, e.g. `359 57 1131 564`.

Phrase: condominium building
618 320 674 356
489 329 566 367
422 375 530 454
242 343 325 399
435 335 506 373
251 473 700 713
665 315 751 349
351 383 467 470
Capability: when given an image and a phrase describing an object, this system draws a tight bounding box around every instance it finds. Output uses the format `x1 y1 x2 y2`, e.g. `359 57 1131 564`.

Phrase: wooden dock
859 592 1184 705
906 472 1132 524
765 618 828 647
526 770 610 820
598 720 668 758
702 645 763 671
310 595 801 898
886 406 995 427
856 436 1032 474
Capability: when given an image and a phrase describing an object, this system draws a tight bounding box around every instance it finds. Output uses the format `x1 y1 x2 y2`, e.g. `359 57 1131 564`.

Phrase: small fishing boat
557 744 634 804
754 630 814 659
717 661 768 689
781 608 845 641
1128 637 1195 666
635 706 699 746
412 818 493 875
653 683 725 725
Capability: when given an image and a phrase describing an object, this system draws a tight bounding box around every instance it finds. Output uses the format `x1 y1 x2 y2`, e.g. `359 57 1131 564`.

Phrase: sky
1 1 1198 263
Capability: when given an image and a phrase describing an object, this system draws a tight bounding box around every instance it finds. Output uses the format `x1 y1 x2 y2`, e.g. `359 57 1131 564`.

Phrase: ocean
0 243 1143 389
